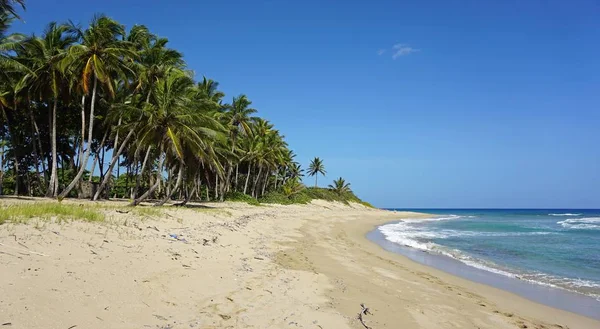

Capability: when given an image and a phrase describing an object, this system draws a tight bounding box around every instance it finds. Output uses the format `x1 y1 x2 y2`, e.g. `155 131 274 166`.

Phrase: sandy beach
1 198 598 329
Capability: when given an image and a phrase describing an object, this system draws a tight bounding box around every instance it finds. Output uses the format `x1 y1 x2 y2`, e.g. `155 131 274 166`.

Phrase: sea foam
557 217 600 229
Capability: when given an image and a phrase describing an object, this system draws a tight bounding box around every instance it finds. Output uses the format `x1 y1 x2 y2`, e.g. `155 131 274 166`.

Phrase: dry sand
0 198 598 329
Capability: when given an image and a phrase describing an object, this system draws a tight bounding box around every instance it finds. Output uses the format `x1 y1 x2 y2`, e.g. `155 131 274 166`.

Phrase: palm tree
0 0 24 19
328 177 351 195
21 22 77 196
222 94 256 193
131 25 184 103
307 157 326 187
58 15 136 199
130 69 223 206
0 139 6 194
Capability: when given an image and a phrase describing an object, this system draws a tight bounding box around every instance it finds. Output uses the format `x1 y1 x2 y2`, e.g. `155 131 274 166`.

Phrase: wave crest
557 217 600 230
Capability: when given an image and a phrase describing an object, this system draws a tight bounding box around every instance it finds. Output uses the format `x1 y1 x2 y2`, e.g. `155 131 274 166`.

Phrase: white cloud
377 49 386 56
391 43 419 59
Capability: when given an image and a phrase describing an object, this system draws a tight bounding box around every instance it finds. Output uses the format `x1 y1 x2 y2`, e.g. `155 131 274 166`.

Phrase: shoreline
277 207 600 328
367 219 600 320
1 199 599 328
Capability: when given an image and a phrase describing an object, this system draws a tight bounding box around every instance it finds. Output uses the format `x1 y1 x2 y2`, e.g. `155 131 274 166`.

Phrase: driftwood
357 303 372 329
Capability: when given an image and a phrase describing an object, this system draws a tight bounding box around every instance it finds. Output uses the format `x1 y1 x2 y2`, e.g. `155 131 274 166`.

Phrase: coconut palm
307 157 326 187
20 22 77 196
58 15 137 199
328 177 351 195
130 69 223 206
0 0 24 19
130 25 184 102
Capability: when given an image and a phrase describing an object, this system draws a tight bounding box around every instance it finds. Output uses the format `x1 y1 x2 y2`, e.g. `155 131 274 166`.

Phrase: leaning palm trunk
225 164 233 193
132 146 152 200
175 185 196 207
261 170 269 196
252 165 263 198
131 148 165 206
47 97 59 197
154 163 183 206
59 77 98 199
243 163 252 195
92 129 135 200
89 130 108 182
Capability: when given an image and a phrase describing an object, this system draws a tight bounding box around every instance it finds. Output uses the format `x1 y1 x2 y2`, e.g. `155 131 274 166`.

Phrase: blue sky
11 0 600 208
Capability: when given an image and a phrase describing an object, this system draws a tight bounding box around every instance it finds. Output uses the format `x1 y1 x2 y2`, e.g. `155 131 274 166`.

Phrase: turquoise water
379 209 600 300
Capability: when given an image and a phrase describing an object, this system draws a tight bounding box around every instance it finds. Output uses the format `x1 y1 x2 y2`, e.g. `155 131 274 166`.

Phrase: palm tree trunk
225 164 233 193
252 165 262 198
131 147 164 206
261 170 269 196
89 129 108 182
0 140 4 195
59 77 98 199
133 145 151 200
27 105 46 188
92 129 135 200
315 173 318 188
214 174 219 200
78 95 85 171
243 163 252 195
234 164 239 191
175 185 195 206
47 97 59 197
1 106 21 196
154 163 183 206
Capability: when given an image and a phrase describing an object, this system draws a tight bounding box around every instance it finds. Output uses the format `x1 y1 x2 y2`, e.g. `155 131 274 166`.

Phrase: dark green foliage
258 187 371 206
259 191 292 205
224 191 260 206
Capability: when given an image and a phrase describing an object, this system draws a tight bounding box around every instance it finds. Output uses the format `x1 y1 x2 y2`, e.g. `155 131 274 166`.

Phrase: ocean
375 209 600 305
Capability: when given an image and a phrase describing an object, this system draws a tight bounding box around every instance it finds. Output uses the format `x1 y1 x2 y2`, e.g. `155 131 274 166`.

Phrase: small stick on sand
357 303 372 329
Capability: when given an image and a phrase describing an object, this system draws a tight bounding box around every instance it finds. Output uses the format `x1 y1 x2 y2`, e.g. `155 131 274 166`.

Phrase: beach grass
0 202 105 224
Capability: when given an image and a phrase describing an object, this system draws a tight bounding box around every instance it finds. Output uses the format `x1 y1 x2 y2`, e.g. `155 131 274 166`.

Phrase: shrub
224 191 260 206
259 191 293 205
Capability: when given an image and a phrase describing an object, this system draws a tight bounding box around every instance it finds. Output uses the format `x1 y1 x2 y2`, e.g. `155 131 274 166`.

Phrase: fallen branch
357 303 372 329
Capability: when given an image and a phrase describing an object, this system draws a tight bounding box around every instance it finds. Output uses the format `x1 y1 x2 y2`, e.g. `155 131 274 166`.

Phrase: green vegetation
259 186 371 207
0 202 104 224
0 2 373 208
307 157 326 187
224 191 260 206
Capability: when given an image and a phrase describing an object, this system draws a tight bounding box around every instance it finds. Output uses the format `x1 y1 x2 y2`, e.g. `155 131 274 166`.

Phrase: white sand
0 198 598 329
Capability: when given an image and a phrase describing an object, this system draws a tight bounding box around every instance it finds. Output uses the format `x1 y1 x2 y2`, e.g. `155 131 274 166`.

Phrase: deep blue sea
380 209 600 301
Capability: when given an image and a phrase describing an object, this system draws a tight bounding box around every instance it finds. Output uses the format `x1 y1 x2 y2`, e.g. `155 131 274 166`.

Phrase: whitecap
557 217 600 230
549 213 582 216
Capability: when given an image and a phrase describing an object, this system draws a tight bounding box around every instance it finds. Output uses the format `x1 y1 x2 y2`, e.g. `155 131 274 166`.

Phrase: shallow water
369 209 600 319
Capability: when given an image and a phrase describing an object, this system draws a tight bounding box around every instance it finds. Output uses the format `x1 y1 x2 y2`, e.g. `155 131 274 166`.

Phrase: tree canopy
0 2 367 207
